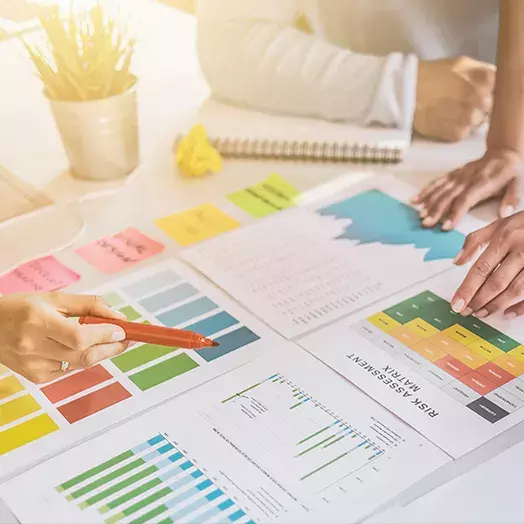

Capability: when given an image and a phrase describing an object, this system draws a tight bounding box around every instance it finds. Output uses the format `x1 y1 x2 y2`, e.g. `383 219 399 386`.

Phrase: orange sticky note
0 256 80 295
76 228 164 274
155 203 239 246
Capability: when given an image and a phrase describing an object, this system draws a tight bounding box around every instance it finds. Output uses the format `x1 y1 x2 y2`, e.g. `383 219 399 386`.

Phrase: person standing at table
196 0 518 221
198 0 524 321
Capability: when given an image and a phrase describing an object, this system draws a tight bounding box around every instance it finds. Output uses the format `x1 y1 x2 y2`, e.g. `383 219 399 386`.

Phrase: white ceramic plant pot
48 87 139 181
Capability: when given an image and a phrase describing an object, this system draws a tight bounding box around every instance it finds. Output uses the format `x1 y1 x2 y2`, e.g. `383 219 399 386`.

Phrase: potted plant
24 3 138 181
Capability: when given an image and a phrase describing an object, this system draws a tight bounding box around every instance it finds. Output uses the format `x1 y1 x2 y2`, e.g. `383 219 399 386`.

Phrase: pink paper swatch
0 256 80 295
76 228 164 274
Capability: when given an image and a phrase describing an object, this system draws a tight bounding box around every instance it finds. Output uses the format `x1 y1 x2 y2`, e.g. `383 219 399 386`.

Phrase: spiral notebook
176 100 412 163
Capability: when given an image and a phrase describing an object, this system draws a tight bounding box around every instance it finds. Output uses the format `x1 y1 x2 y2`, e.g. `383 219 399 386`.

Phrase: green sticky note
227 173 301 218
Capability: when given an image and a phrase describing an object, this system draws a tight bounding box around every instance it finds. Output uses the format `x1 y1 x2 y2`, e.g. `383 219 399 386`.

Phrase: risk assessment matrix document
300 270 524 458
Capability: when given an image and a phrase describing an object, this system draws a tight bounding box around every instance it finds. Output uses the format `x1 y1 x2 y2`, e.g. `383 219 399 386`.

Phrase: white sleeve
196 0 418 129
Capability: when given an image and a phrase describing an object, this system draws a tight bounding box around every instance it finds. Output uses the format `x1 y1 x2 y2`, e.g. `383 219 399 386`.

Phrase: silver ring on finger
60 361 70 373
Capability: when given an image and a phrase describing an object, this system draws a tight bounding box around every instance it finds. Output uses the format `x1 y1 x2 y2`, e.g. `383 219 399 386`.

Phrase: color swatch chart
220 372 388 493
54 433 253 524
181 181 470 339
0 260 266 478
0 364 59 456
356 291 524 423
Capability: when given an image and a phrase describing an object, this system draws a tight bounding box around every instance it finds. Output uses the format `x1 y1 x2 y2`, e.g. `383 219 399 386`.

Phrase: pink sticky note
76 228 164 274
0 256 80 295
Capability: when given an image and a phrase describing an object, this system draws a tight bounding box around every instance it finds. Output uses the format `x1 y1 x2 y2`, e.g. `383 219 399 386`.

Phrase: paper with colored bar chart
300 268 524 457
0 259 283 479
0 345 449 524
181 175 483 339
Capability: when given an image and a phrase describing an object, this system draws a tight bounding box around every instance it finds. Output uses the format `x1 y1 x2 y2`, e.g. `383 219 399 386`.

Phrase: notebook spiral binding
174 136 403 163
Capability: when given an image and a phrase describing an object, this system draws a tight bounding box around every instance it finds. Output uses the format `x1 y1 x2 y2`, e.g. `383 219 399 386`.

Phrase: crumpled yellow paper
176 124 223 178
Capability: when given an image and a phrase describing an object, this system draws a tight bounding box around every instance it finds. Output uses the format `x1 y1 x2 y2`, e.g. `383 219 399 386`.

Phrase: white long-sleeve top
196 0 499 130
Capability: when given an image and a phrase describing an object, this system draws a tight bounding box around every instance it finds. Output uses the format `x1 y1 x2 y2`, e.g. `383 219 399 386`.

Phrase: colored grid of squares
1 266 263 459
41 366 113 404
100 269 261 394
58 383 132 424
38 364 131 424
364 290 524 423
0 372 58 455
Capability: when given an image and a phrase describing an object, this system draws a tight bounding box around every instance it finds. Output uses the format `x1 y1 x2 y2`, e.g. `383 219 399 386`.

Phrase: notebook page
199 99 412 150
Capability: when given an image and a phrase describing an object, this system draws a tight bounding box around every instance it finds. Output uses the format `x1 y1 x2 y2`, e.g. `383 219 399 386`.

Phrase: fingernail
500 205 515 218
442 220 452 231
420 209 428 218
453 250 464 264
111 327 126 342
474 309 488 318
451 298 466 313
423 217 434 226
461 307 473 316
504 311 518 320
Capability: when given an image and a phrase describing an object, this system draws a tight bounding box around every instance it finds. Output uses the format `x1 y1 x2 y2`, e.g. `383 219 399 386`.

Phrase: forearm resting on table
487 0 524 156
196 8 417 128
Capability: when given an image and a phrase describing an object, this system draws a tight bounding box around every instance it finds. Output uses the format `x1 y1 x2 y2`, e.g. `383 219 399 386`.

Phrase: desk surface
0 2 509 523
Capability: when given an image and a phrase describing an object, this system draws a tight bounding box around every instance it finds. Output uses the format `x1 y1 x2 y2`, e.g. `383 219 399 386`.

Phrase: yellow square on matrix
508 345 524 364
405 318 440 339
367 312 400 333
155 203 240 247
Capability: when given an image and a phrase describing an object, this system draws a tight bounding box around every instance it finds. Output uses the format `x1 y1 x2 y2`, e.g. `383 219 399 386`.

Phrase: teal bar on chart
199 327 260 362
184 311 239 337
157 297 218 327
186 499 235 524
123 270 180 299
140 283 199 313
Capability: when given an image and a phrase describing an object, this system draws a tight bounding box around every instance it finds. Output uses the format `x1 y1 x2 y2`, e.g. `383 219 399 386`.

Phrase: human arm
196 0 496 140
0 293 128 383
196 0 417 128
413 0 524 229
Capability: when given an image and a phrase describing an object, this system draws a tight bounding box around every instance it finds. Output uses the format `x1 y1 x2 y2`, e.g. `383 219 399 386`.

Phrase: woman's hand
452 212 524 318
412 150 521 230
0 293 129 383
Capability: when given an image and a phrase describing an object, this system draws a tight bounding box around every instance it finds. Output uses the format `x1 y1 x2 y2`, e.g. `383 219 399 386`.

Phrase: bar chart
54 433 253 524
0 346 449 524
220 372 386 492
0 260 270 479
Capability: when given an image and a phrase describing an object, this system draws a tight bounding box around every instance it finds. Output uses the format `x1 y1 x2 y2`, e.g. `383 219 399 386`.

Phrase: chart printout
0 346 449 524
300 269 524 458
181 177 480 339
0 259 283 479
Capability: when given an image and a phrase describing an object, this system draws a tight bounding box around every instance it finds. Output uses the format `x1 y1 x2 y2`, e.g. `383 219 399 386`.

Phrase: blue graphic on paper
317 190 464 261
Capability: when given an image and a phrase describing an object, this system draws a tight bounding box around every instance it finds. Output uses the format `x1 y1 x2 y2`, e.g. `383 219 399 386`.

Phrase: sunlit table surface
0 2 507 523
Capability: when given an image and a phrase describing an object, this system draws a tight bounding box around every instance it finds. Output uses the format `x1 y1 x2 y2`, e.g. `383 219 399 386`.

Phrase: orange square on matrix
427 334 464 358
411 340 446 363
435 354 471 379
493 354 524 377
459 371 497 395
389 326 422 348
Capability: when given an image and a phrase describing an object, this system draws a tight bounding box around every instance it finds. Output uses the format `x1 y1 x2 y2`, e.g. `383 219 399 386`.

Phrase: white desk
0 2 503 523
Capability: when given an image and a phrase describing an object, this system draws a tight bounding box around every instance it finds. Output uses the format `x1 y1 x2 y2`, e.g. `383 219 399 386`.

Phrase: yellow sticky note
155 203 239 246
176 124 222 178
